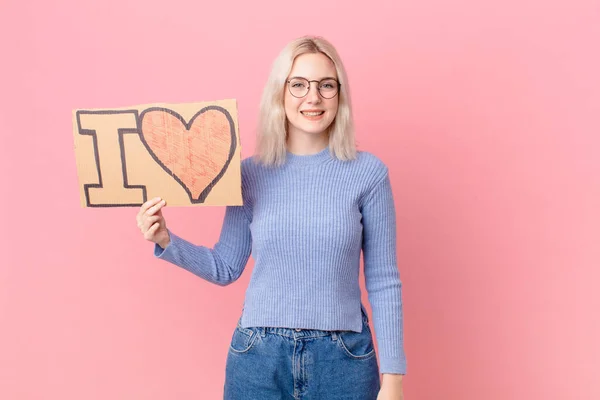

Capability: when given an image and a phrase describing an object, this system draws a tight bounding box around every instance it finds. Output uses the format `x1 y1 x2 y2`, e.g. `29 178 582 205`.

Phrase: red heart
138 106 236 203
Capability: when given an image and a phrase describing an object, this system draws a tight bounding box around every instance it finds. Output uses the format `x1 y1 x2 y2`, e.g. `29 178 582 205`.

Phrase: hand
377 374 404 400
136 197 170 248
377 386 404 400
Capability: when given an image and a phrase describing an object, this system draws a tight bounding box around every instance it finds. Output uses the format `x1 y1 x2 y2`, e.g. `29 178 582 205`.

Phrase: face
284 52 339 139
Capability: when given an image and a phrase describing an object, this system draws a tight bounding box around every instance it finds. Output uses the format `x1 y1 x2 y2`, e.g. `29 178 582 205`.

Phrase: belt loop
260 327 266 337
331 332 338 341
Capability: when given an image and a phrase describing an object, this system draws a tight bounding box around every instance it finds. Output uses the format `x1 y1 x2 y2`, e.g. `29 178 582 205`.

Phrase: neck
286 130 329 155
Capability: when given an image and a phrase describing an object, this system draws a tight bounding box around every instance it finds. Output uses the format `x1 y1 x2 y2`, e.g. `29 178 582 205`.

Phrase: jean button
295 328 301 332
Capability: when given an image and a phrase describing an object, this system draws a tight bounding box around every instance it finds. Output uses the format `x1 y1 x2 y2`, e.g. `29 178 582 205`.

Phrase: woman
136 36 406 399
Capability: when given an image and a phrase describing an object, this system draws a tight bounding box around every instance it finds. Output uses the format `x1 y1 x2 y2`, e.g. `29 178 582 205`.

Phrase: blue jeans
224 310 381 399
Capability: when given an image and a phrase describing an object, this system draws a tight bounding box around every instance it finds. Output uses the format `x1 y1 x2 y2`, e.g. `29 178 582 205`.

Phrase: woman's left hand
377 374 404 400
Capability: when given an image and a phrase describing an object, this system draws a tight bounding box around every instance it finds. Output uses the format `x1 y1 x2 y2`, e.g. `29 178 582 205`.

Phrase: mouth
301 110 325 117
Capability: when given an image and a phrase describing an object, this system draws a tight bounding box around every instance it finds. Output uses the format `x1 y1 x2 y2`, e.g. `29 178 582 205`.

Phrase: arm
361 169 407 375
379 374 404 399
155 203 252 286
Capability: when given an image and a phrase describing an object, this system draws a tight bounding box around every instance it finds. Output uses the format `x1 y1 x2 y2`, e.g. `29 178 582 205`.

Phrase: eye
320 80 337 90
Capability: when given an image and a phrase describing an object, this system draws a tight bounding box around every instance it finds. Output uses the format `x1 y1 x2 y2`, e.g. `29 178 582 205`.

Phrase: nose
305 82 321 104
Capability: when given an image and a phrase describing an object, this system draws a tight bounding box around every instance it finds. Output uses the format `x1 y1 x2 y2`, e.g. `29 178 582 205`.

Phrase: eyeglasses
286 77 341 99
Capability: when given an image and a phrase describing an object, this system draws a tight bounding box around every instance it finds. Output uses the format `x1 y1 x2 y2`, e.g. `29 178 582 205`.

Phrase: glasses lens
288 78 309 97
318 79 339 98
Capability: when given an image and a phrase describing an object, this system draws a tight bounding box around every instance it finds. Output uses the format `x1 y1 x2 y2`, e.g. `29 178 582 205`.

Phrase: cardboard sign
72 99 242 207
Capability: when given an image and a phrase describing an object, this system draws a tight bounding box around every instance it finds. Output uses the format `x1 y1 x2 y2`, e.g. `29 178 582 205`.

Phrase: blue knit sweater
155 147 406 374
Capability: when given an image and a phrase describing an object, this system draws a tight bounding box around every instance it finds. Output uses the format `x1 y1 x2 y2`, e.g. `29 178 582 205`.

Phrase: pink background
1 0 599 399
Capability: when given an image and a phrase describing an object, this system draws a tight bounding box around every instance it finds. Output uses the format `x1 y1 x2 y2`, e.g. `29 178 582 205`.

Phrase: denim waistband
237 307 370 339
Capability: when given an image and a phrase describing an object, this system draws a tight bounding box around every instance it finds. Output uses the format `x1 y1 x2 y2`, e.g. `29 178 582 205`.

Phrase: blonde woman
136 36 406 400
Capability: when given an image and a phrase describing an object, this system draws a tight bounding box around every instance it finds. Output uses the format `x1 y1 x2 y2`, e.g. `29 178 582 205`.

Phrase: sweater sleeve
360 169 407 374
153 203 252 286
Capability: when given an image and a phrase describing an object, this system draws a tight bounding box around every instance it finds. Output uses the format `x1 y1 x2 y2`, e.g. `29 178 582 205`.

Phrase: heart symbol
138 106 237 203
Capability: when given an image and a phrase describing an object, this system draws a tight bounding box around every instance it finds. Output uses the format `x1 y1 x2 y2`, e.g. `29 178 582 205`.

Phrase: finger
144 222 161 240
137 204 154 227
138 198 159 222
145 199 166 217
141 215 161 232
139 197 163 216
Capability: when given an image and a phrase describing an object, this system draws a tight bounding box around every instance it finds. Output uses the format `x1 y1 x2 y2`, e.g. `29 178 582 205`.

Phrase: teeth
302 111 324 116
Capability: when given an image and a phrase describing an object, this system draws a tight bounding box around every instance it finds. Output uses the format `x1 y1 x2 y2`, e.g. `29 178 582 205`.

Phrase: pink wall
1 0 598 399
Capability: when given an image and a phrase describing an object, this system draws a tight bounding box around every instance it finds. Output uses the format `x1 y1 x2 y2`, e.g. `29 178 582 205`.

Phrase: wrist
381 373 404 385
157 233 171 249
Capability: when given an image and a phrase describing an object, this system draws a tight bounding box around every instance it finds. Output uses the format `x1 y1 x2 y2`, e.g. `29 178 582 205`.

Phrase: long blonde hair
255 36 356 166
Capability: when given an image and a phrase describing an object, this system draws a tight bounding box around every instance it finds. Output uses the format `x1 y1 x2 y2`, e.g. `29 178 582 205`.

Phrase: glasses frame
286 77 341 99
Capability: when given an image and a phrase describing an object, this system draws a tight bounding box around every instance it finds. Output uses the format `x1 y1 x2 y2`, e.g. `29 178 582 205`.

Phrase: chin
287 113 335 136
300 127 330 136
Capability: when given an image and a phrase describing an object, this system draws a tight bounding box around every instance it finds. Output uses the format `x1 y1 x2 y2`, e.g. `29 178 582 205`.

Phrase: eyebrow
288 76 338 81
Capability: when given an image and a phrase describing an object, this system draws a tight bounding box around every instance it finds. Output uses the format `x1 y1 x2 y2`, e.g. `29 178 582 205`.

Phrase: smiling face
284 52 339 141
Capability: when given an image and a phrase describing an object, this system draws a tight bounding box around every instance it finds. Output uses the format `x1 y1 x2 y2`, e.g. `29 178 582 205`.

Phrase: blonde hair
255 36 356 166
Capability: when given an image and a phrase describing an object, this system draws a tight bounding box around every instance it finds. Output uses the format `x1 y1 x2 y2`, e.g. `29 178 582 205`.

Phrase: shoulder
347 151 393 204
240 155 262 175
239 155 273 188
241 155 258 168
351 150 389 182
354 150 387 168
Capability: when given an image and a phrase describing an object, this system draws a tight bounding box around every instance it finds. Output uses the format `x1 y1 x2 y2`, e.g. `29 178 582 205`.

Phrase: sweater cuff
153 230 179 260
379 354 407 375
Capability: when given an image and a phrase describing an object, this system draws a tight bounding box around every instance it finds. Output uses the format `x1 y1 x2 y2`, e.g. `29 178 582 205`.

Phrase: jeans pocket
229 326 259 354
337 321 376 359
